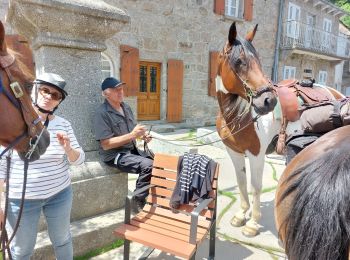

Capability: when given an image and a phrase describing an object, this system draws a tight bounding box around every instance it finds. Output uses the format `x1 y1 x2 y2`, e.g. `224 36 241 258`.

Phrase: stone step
33 209 125 259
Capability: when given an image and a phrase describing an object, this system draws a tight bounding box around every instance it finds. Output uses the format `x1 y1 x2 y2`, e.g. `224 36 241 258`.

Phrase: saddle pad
276 86 300 122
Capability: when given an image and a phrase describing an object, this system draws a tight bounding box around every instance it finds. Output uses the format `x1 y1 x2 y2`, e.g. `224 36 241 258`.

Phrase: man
94 77 153 213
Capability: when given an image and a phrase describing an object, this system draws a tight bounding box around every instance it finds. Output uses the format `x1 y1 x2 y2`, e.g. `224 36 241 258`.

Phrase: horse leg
226 147 250 227
242 153 265 237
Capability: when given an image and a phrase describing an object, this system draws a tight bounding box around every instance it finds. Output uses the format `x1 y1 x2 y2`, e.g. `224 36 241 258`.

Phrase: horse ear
245 24 258 42
0 21 7 53
228 22 237 46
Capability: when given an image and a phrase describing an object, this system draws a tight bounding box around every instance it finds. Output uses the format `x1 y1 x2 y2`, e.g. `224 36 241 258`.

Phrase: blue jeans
6 186 73 260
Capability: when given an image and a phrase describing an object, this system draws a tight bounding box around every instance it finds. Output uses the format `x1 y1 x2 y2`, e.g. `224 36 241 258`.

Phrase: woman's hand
56 132 72 153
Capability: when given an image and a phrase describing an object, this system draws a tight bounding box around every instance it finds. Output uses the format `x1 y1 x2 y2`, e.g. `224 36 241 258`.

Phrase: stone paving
92 128 287 260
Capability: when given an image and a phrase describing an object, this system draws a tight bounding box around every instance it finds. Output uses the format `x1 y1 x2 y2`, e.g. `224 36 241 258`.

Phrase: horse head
0 21 50 161
217 22 277 115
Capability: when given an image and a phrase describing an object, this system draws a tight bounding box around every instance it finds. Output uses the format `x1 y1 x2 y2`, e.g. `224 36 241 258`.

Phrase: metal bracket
10 82 24 98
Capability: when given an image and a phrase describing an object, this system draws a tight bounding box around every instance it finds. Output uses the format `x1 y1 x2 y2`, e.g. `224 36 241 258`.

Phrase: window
287 3 301 39
101 53 114 79
225 0 243 18
346 86 350 96
322 19 332 50
318 71 327 85
283 66 296 80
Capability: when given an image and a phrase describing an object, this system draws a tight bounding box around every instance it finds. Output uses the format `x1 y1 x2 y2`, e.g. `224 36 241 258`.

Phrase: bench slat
150 177 176 189
151 168 177 179
142 204 211 228
146 196 214 219
129 219 207 242
153 153 179 170
132 213 208 235
114 224 196 259
149 186 173 198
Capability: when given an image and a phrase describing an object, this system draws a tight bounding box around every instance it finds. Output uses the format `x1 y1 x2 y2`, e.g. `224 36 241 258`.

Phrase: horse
0 20 50 161
215 22 343 236
274 125 350 260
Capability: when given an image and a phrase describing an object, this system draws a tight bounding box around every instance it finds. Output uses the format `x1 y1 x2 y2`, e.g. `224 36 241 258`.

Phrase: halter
221 45 276 103
0 53 46 160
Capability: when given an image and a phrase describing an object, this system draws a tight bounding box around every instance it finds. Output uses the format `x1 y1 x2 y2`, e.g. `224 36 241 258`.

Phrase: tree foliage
329 0 350 28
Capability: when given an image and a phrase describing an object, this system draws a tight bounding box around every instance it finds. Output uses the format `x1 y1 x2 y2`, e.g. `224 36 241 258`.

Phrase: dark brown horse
275 125 350 260
0 21 49 161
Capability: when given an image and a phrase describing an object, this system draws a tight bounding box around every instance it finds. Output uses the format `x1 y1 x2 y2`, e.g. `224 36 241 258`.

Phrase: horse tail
277 149 350 260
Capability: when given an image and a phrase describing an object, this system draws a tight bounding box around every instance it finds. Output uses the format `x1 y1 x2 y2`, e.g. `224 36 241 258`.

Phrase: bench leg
124 239 130 260
139 247 154 260
209 221 216 259
190 252 196 260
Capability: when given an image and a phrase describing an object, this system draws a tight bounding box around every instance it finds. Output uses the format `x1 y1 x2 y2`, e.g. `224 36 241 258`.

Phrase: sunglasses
39 87 63 101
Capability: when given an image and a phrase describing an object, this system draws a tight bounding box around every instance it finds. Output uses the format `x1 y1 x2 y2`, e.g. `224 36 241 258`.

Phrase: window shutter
214 0 225 15
244 0 254 21
120 45 139 96
5 35 35 74
209 51 219 97
167 59 183 122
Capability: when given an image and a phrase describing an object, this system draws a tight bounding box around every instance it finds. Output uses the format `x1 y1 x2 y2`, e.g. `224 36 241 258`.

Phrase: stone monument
7 0 130 257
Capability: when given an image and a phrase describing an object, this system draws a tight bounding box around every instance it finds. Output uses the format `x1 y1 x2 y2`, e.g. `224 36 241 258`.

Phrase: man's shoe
131 197 146 214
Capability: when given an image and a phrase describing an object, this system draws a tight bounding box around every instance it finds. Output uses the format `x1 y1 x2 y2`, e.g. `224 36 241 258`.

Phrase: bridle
0 53 46 259
221 46 276 105
0 53 45 159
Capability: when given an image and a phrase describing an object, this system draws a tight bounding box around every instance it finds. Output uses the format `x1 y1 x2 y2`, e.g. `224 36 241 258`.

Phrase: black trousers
115 152 153 200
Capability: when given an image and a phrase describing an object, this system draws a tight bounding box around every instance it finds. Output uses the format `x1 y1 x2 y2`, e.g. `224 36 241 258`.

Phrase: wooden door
137 62 161 120
167 60 183 123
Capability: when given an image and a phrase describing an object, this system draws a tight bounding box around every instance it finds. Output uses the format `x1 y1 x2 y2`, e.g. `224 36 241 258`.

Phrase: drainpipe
271 0 285 82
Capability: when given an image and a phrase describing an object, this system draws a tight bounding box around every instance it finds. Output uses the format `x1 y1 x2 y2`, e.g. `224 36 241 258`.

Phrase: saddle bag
300 98 350 133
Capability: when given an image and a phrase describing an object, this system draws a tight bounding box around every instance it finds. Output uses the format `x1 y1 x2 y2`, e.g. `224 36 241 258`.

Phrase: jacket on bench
170 152 217 210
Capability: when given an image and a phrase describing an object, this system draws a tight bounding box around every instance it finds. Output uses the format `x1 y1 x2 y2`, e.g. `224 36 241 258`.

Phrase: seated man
94 77 153 213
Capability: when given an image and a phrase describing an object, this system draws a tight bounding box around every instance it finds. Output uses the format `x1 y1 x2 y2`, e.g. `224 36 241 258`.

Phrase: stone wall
103 0 279 126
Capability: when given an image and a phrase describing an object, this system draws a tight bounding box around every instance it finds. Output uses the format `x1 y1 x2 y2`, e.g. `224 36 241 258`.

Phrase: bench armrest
124 184 155 224
189 198 214 244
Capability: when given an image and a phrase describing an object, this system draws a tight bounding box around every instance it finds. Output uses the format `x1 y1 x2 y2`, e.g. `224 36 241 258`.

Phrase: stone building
0 0 349 257
276 0 349 90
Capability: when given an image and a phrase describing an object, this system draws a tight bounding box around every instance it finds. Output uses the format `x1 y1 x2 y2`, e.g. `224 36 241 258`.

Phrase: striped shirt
0 115 85 199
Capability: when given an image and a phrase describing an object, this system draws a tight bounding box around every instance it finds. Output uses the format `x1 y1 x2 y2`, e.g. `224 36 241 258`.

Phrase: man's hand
131 124 147 140
142 134 152 143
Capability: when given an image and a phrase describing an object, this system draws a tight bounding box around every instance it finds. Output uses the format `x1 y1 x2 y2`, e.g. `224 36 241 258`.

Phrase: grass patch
217 231 285 255
217 190 237 226
73 239 124 260
175 129 196 141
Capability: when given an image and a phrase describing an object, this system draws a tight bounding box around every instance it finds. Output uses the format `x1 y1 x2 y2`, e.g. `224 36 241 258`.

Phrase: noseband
0 53 44 159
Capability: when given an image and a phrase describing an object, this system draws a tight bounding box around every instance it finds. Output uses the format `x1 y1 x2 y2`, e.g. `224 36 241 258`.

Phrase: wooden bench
114 153 219 260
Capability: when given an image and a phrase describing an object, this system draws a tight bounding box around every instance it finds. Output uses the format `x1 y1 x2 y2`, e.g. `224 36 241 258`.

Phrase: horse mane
228 36 261 71
7 48 35 82
278 144 350 260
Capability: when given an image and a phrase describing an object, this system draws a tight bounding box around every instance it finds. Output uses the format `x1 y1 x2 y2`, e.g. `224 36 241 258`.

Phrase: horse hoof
230 216 246 227
242 225 259 237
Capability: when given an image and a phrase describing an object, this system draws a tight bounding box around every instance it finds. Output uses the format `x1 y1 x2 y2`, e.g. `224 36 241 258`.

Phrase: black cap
101 77 125 91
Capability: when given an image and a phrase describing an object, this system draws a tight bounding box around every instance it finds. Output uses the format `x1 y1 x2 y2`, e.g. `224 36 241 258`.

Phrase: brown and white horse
275 125 350 260
0 20 49 161
216 22 342 236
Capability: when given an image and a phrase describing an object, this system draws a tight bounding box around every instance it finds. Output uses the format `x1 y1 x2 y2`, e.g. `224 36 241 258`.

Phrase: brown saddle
276 79 334 122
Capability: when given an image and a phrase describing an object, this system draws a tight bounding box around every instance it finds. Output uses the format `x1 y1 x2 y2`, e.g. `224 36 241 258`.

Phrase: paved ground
92 128 287 260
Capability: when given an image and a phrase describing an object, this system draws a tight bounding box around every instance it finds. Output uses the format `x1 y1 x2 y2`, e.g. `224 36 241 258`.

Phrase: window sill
221 15 245 23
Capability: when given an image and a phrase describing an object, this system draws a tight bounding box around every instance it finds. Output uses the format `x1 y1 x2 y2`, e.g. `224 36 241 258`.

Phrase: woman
0 72 85 260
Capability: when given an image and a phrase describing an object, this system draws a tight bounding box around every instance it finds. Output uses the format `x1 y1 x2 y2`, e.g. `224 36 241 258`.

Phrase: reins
0 53 46 259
